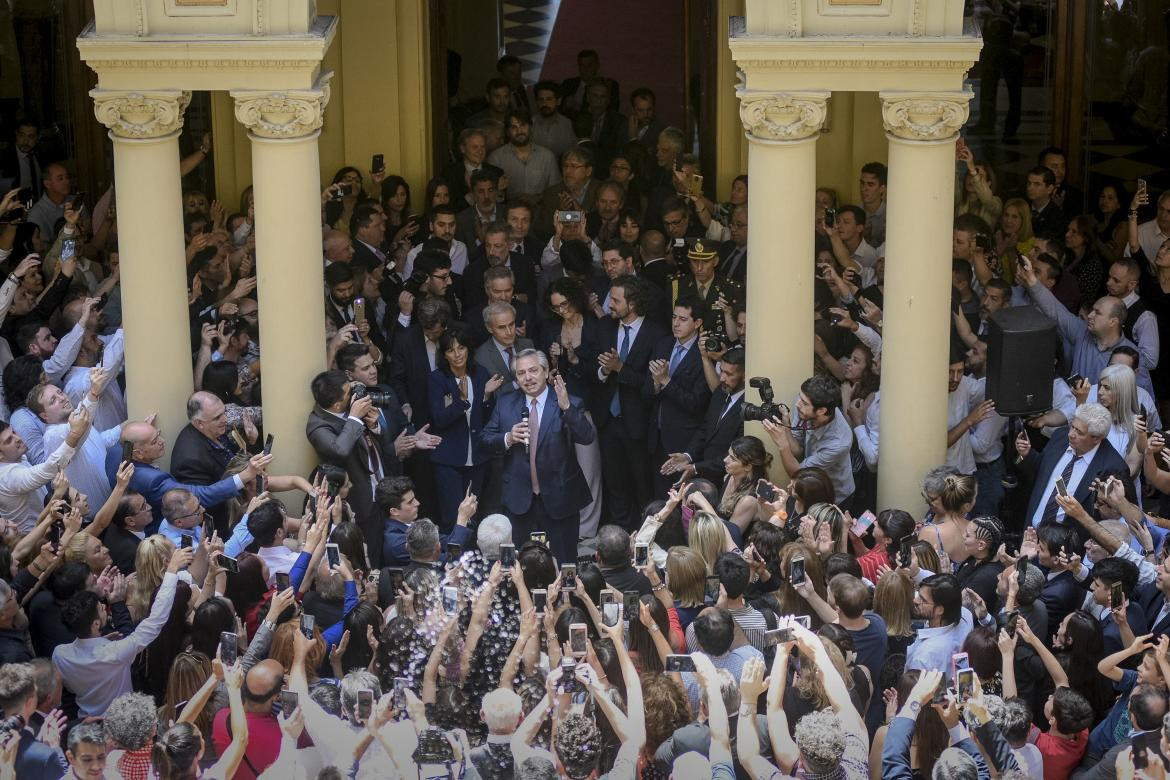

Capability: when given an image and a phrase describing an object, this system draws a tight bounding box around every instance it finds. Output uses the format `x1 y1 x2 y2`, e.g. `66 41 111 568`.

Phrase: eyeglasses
174 506 205 521
663 217 686 228
429 272 451 282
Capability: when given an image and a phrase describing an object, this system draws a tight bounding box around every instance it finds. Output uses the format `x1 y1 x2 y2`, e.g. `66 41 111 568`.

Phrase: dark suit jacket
1136 584 1170 637
630 118 667 153
351 240 384 273
538 179 601 240
1040 570 1085 641
0 145 43 197
538 314 604 407
389 325 438 427
15 732 67 780
572 110 625 172
102 523 143 575
462 250 538 310
640 257 677 295
305 406 401 566
170 424 240 532
718 241 748 285
474 336 534 401
560 76 620 116
479 390 596 518
427 364 497 467
600 565 653 596
593 317 667 440
685 390 745 481
644 336 710 454
440 159 474 211
1019 430 1128 539
455 206 496 249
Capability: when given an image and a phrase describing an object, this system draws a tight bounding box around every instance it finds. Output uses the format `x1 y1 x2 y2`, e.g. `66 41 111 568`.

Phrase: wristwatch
906 701 922 716
739 703 755 718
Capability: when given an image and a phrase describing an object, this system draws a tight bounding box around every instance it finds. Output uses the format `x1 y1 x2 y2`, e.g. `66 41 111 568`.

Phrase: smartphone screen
442 585 458 613
532 588 548 615
356 689 374 722
530 531 547 545
121 440 134 463
665 654 696 673
600 591 615 608
300 613 316 639
569 623 588 656
280 690 299 714
372 153 385 172
387 567 404 591
1055 476 1069 498
219 631 238 665
446 543 463 562
499 543 516 567
623 590 640 620
764 627 793 646
790 556 806 585
1015 555 1027 587
326 543 341 568
217 554 239 573
952 652 970 683
263 434 274 456
180 534 193 549
957 668 975 700
561 564 577 590
793 615 812 630
602 602 619 626
704 576 721 605
275 571 290 591
634 543 649 567
393 677 409 709
1005 610 1020 637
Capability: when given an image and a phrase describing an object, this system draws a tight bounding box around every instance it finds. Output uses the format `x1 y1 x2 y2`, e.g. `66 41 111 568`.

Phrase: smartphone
689 173 704 197
561 564 577 590
764 627 793 646
634 543 649 567
71 192 87 211
755 478 778 502
1135 744 1149 771
532 588 548 615
556 210 583 224
665 654 697 673
623 590 640 621
790 555 806 585
952 652 970 683
353 297 366 325
300 613 316 639
217 554 239 573
1015 555 1028 587
823 208 837 228
704 575 721 606
530 531 547 545
61 238 75 260
1055 476 1069 499
219 631 238 665
202 519 213 542
793 615 812 630
599 590 615 610
1005 610 1020 638
262 434 274 456
1139 178 1149 194
1111 581 1124 610
254 474 265 495
387 567 404 592
931 678 949 704
356 688 374 722
499 543 516 568
47 522 61 547
180 534 193 549
1066 373 1084 388
602 602 620 627
275 571 290 591
569 622 588 656
326 543 341 568
371 153 384 173
393 677 409 709
899 535 914 568
121 440 134 463
280 690 299 714
974 233 993 253
851 510 877 537
326 476 340 499
957 668 975 701
446 542 463 563
442 585 458 613
367 569 380 585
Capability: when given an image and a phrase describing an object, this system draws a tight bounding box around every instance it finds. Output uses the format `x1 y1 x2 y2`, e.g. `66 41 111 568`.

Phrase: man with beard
488 111 560 199
530 81 576 160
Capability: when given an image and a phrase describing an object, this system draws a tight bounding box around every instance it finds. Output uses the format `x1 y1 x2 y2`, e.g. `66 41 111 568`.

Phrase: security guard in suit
668 240 744 346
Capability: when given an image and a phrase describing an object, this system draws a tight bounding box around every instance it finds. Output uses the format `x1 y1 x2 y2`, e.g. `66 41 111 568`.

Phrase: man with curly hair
103 692 158 780
554 712 602 780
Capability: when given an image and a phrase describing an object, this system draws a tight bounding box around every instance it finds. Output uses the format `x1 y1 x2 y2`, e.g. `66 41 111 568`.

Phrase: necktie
668 343 686 376
610 325 631 416
719 393 738 420
505 346 514 368
364 430 384 480
1040 453 1080 526
529 398 541 494
724 247 745 279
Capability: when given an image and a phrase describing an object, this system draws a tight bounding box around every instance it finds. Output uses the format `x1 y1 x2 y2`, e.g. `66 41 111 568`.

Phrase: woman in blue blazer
428 324 504 527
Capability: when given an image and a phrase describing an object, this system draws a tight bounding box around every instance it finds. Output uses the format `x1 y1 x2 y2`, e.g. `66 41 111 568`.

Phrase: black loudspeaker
986 307 1056 416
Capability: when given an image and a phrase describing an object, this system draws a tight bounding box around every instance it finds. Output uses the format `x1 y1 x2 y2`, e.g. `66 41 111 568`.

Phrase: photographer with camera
0 662 66 779
394 248 461 333
307 370 436 566
760 374 854 505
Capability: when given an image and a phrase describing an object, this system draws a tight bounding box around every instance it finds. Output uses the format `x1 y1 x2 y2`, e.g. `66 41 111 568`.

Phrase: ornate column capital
737 89 829 142
90 89 192 139
230 72 333 140
879 90 972 142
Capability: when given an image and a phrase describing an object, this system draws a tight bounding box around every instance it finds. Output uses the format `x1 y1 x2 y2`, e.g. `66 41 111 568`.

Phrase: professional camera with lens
349 382 395 407
0 712 24 738
742 377 783 422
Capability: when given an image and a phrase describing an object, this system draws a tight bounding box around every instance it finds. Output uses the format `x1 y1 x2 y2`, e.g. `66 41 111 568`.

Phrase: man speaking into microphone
480 348 596 563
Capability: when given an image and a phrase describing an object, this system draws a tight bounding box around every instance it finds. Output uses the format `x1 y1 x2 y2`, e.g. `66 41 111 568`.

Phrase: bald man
104 416 268 535
211 659 291 776
170 391 249 537
323 229 354 266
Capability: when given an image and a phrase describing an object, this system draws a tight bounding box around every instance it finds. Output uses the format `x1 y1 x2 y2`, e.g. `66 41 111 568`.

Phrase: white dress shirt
0 439 76 532
41 416 121 514
506 387 551 449
1122 289 1160 370
403 239 469 277
1132 219 1170 265
53 571 180 716
598 316 645 381
1029 441 1101 527
257 543 301 586
945 375 983 475
62 330 127 432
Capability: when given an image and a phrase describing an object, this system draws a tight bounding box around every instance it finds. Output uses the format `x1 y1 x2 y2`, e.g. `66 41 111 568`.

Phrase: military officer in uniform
668 240 744 350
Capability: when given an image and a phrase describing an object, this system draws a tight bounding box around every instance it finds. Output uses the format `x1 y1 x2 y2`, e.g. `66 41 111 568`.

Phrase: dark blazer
718 241 748 285
474 336 534 401
560 76 620 116
593 317 667 440
440 159 474 211
305 406 402 567
0 145 43 197
600 564 653 596
537 179 601 240
170 423 240 532
350 240 384 273
102 523 143 575
462 250 538 310
1019 430 1128 536
640 257 677 295
389 325 438 427
630 118 667 153
1136 584 1170 637
572 110 625 172
644 336 711 454
427 364 497 467
455 206 496 249
685 390 745 481
15 732 68 780
1039 570 1084 641
538 315 605 407
479 390 596 519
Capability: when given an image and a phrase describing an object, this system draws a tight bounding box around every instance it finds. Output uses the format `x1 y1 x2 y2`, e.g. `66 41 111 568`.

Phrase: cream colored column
231 75 332 481
738 89 828 481
91 89 192 468
876 90 972 513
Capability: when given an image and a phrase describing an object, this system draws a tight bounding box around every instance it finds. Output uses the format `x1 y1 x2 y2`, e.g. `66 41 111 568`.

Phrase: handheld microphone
521 408 530 453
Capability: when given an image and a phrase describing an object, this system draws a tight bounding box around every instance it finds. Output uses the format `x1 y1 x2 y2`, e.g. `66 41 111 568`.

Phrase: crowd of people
6 42 1170 779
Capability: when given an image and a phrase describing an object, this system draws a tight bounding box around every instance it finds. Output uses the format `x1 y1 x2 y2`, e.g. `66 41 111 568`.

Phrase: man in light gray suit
474 301 533 514
474 302 534 399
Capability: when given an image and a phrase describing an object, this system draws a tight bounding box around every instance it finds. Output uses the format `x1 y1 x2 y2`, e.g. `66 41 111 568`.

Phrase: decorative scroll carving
90 90 191 138
880 90 971 141
231 73 332 139
737 90 829 141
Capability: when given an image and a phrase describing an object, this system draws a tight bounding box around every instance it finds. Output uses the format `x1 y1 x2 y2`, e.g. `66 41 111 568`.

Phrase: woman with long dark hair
717 436 772 534
1064 214 1109 304
427 325 502 528
323 166 369 232
223 552 272 640
857 509 917 583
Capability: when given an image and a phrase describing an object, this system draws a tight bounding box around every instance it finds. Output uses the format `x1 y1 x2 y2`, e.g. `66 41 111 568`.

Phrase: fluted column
231 74 332 481
738 88 828 480
876 90 972 513
91 89 192 467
